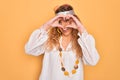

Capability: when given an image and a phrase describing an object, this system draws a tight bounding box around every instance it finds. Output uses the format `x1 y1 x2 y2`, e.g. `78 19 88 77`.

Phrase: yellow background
0 0 120 80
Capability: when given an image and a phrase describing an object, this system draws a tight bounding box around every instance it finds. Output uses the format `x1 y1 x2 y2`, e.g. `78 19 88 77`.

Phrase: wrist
77 26 86 35
40 24 49 31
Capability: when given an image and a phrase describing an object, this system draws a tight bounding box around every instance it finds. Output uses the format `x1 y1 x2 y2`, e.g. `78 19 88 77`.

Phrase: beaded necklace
58 47 79 77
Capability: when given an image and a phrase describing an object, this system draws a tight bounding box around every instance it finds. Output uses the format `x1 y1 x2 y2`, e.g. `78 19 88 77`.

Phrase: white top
24 28 100 80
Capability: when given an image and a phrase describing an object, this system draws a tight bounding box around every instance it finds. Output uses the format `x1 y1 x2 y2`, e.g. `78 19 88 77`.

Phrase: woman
25 4 100 80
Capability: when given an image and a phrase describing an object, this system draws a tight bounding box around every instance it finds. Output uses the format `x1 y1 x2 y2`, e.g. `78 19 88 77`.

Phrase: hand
51 17 64 28
65 14 86 34
65 17 77 29
42 15 65 31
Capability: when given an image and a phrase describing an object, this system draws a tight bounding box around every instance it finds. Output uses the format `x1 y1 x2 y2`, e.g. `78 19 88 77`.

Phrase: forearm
25 28 48 56
78 32 100 65
77 24 86 35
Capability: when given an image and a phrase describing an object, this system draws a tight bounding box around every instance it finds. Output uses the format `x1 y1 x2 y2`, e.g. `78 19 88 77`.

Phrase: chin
62 32 72 36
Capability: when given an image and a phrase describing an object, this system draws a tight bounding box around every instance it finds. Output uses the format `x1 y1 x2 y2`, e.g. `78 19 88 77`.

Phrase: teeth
63 28 67 30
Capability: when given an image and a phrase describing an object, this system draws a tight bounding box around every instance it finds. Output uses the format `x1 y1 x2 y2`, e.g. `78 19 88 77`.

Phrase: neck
62 34 72 40
60 34 72 50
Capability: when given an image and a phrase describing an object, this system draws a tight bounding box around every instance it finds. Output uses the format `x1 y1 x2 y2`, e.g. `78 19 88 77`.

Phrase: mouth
63 27 68 30
62 27 70 32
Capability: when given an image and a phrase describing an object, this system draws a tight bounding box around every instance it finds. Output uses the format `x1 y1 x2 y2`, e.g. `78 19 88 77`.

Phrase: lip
62 27 69 32
63 28 68 30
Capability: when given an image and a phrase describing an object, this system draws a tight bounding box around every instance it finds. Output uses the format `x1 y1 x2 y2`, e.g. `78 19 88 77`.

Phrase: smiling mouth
62 27 71 32
63 27 68 30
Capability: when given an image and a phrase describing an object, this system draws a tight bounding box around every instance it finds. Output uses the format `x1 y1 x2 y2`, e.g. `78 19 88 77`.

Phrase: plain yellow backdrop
0 0 120 80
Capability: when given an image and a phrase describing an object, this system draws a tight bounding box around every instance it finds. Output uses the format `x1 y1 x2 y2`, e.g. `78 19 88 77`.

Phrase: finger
65 15 70 20
66 25 77 29
51 15 65 23
66 22 77 29
67 14 83 27
57 25 64 28
65 23 76 28
56 14 65 19
66 14 79 22
53 24 63 28
65 15 76 24
57 14 66 20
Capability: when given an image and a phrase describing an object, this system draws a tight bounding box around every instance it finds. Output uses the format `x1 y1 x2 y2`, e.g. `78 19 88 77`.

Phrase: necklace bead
75 59 79 64
59 47 62 51
61 67 65 71
64 71 69 76
74 65 78 69
72 69 76 74
59 47 79 77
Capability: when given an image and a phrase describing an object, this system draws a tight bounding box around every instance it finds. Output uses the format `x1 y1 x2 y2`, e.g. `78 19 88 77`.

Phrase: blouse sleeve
78 31 100 66
24 28 48 56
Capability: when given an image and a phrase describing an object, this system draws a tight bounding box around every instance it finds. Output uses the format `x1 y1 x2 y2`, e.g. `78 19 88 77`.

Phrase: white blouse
25 28 100 80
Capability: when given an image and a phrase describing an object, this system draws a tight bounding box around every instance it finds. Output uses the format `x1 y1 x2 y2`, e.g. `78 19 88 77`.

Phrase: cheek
68 29 73 33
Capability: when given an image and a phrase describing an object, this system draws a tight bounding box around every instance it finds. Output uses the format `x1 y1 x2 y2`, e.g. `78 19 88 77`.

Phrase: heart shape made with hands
51 15 78 30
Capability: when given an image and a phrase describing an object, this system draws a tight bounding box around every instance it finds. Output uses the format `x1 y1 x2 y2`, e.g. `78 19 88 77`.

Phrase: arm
65 14 100 65
25 28 48 56
78 31 100 66
25 14 65 56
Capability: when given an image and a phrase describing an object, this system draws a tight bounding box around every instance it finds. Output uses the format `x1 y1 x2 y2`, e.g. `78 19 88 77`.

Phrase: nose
62 22 67 29
63 20 70 27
